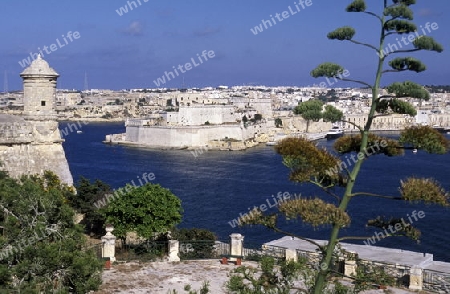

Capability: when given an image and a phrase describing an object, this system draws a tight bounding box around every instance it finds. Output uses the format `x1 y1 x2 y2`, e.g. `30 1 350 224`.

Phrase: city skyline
1 0 449 90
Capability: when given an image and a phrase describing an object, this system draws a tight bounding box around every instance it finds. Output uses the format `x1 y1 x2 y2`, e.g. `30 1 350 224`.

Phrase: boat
325 126 344 140
77 130 83 134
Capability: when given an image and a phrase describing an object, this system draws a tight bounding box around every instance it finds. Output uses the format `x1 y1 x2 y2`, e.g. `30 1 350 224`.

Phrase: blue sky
1 0 449 90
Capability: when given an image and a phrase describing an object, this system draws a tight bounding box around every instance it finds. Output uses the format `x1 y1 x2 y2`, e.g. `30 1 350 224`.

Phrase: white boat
77 130 83 134
325 126 344 140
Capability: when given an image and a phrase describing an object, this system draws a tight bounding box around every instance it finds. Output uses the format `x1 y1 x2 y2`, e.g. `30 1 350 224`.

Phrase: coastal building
0 55 73 185
105 103 271 150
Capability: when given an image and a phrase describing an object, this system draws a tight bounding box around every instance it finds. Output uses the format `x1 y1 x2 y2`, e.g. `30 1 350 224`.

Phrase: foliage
71 176 111 236
245 1 448 293
399 125 449 154
279 198 351 228
334 133 403 156
413 36 443 52
168 281 210 294
353 262 396 292
386 81 430 100
171 228 217 260
388 57 425 73
331 281 353 294
400 177 449 205
0 172 102 293
103 183 182 242
346 0 366 12
327 27 355 41
310 63 345 78
367 216 421 240
101 112 113 119
293 100 343 133
204 121 210 125
323 105 344 123
275 137 341 185
254 114 263 121
293 100 323 122
375 98 417 116
275 118 283 128
172 228 216 241
226 256 312 294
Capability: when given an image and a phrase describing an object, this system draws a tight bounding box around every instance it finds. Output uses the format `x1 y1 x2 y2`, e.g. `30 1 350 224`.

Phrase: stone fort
0 55 73 185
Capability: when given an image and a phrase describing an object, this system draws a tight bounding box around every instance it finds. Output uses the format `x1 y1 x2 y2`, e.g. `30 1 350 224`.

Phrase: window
41 101 46 106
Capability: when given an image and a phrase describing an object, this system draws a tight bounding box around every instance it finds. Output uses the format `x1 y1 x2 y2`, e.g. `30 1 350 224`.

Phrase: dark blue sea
61 122 450 262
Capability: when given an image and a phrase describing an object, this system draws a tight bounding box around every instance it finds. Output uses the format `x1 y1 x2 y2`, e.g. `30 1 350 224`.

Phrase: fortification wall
177 106 237 126
0 142 73 185
281 116 332 133
0 116 73 185
125 124 247 148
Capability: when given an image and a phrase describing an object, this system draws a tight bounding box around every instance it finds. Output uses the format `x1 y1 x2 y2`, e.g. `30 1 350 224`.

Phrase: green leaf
399 126 450 154
376 98 417 116
279 197 350 228
275 137 341 185
389 57 426 72
392 0 416 6
384 20 417 34
400 177 449 205
386 81 430 100
389 99 417 115
311 63 345 78
413 36 444 53
104 183 183 240
384 5 413 20
293 99 323 122
322 105 343 123
327 26 355 40
334 134 404 156
346 0 366 12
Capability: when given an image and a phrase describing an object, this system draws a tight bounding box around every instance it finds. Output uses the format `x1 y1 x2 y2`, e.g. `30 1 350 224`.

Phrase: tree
254 113 263 121
102 183 182 244
294 100 342 132
241 1 448 293
275 118 283 128
70 177 112 237
0 171 102 293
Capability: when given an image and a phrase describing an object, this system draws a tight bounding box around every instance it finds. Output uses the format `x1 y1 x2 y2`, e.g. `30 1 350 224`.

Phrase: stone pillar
101 226 116 262
344 251 357 279
168 240 180 262
409 266 423 291
230 233 244 261
285 249 297 262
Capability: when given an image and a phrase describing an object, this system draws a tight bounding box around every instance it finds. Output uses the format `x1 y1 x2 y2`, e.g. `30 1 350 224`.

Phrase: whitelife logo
116 0 149 16
18 31 81 68
250 0 313 35
153 50 215 87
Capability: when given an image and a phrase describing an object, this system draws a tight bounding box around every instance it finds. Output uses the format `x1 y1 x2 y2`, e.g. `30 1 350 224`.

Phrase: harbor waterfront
61 122 450 262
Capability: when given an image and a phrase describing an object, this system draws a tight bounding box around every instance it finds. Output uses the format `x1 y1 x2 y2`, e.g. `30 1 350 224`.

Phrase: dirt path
95 260 236 293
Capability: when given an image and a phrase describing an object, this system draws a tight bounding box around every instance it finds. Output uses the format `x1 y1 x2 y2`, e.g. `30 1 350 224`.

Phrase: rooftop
20 54 59 77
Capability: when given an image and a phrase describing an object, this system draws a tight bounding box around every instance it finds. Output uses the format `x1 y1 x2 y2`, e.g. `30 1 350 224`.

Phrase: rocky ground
93 260 427 294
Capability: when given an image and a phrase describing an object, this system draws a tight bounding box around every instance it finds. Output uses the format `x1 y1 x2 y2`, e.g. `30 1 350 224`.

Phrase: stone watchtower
0 55 73 185
20 54 59 119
